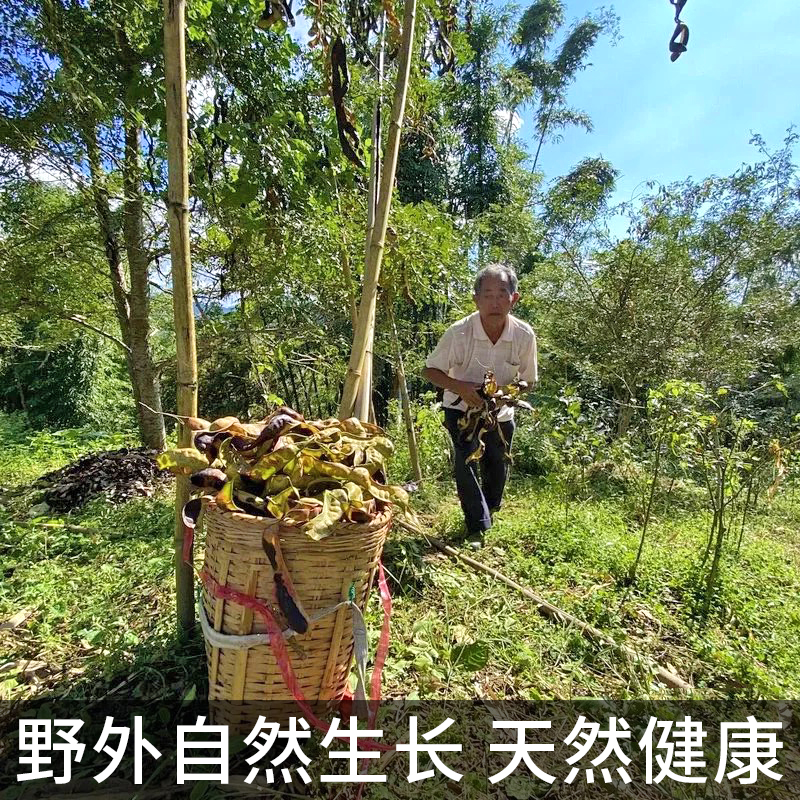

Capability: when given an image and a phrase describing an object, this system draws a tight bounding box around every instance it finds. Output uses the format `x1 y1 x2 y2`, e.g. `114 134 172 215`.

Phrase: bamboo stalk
352 14 385 424
338 0 418 420
387 299 422 481
422 533 692 690
354 315 375 422
163 0 198 633
330 169 358 329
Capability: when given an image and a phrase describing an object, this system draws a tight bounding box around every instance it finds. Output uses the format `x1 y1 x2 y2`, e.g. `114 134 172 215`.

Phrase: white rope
196 591 352 649
196 589 372 705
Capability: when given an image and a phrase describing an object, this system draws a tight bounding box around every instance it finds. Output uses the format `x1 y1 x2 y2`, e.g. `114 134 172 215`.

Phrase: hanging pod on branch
331 37 366 169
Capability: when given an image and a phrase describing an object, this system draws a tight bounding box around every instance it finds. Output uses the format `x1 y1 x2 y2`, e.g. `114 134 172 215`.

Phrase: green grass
0 411 139 485
2 412 800 797
368 479 800 701
0 414 181 714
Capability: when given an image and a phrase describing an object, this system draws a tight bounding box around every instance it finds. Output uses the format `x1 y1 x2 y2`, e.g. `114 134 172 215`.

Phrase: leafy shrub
386 392 451 484
0 337 133 431
510 410 560 476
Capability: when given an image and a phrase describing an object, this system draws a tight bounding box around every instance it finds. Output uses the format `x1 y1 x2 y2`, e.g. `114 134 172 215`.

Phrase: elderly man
422 264 538 548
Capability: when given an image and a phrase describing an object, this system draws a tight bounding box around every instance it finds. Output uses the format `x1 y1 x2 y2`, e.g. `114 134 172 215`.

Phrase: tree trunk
614 386 636 438
627 426 665 586
83 126 131 346
123 119 166 450
13 364 27 411
83 122 165 449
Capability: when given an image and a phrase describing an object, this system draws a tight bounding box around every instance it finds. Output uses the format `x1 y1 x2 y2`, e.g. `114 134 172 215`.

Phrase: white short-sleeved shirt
425 311 538 421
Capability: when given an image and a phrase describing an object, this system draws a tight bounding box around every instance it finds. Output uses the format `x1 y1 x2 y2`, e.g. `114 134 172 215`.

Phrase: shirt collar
472 312 513 342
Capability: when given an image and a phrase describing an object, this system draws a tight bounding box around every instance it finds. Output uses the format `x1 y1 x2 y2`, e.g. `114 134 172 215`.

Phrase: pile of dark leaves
36 448 174 512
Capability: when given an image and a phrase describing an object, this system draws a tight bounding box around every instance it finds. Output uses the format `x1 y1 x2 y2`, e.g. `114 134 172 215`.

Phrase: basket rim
203 498 393 534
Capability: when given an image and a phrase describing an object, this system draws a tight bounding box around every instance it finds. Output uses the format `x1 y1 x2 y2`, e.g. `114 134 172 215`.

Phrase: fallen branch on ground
397 520 692 690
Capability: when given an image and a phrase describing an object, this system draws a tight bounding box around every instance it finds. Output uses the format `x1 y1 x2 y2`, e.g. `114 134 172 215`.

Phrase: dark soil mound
37 448 173 512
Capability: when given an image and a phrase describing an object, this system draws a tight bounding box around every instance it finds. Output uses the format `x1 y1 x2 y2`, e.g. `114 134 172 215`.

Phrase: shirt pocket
499 360 522 386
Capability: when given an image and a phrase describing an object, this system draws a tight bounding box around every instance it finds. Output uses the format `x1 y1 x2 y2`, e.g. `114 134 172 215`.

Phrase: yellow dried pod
210 416 248 436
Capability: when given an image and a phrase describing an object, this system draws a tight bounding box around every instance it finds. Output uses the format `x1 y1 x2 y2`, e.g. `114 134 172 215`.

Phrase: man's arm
422 367 484 409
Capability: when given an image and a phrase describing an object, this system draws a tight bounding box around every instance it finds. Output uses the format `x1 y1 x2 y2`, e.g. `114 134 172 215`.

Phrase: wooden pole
338 0 418 420
163 0 198 633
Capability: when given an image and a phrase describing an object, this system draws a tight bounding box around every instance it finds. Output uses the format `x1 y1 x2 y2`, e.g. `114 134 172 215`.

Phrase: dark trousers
444 408 515 535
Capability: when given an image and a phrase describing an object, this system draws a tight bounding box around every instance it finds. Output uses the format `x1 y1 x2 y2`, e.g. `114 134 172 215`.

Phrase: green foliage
0 337 94 429
544 156 619 233
510 1 618 169
382 201 468 304
449 8 510 223
0 182 111 348
0 412 135 485
0 337 134 431
509 409 559 476
532 135 800 439
395 129 448 205
386 393 451 487
545 385 612 518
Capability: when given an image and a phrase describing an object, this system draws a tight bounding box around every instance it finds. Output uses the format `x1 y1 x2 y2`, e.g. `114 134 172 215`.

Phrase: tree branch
65 314 131 353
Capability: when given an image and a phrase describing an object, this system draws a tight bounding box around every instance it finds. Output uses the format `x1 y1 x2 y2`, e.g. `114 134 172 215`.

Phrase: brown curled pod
193 430 232 463
274 574 308 633
209 416 248 435
234 414 298 452
185 417 211 431
182 497 203 531
190 468 227 491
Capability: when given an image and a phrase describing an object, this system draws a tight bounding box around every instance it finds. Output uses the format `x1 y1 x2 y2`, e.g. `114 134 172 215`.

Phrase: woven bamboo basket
201 500 392 733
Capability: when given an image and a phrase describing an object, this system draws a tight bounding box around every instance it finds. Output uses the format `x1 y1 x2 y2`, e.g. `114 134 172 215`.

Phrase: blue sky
286 2 798 209
523 0 799 204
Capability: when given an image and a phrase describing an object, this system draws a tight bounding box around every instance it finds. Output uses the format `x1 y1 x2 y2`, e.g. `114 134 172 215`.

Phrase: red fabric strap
201 569 394 753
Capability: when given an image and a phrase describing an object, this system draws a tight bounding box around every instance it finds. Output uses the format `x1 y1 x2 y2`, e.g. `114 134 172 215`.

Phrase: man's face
474 274 519 322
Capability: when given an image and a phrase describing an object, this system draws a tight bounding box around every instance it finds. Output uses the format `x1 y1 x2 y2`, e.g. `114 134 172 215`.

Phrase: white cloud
494 108 523 137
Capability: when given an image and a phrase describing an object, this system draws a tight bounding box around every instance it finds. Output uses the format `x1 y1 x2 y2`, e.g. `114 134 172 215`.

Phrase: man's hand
453 379 484 409
421 368 485 409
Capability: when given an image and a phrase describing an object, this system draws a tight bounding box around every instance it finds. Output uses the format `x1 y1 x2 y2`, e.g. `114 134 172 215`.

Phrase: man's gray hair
473 263 519 295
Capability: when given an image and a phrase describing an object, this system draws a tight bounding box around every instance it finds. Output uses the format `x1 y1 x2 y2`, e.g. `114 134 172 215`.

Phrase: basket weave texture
201 501 392 731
